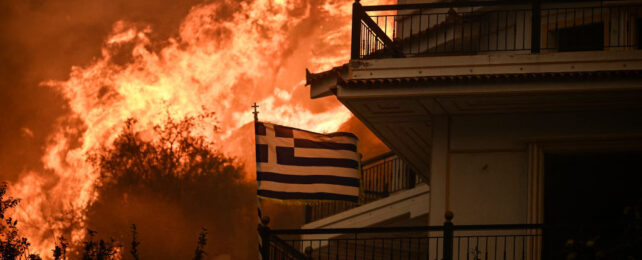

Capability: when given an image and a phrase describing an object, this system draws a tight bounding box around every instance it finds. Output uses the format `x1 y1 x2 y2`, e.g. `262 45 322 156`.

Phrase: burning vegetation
2 114 251 259
0 0 392 258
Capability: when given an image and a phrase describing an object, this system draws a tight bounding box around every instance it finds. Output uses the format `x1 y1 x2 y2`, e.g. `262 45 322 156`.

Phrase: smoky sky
0 0 356 180
0 0 213 181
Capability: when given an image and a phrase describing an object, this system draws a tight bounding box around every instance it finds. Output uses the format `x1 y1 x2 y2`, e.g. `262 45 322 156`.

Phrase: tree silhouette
192 228 208 260
81 230 97 260
0 113 254 258
130 224 140 260
96 239 117 260
53 236 68 260
28 254 43 260
81 229 118 260
86 113 254 258
0 182 39 259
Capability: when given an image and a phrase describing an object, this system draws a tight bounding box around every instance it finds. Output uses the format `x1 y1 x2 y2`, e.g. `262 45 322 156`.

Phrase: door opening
543 151 642 259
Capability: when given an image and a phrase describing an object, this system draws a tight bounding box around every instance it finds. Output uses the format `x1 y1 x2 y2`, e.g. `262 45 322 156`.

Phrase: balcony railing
304 152 424 223
352 0 642 59
261 213 543 260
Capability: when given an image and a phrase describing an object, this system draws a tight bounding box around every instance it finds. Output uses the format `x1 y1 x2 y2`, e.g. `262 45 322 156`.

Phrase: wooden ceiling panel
350 99 430 120
435 91 642 114
370 121 432 180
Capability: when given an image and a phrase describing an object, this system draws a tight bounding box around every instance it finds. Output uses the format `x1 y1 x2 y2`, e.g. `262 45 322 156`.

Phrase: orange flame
8 0 392 257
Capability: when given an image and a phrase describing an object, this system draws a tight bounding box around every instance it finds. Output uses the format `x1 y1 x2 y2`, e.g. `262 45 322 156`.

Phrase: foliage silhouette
86 113 254 258
0 182 40 259
28 254 42 260
80 229 119 260
81 230 97 260
192 228 207 260
130 224 140 260
53 236 68 260
0 113 255 259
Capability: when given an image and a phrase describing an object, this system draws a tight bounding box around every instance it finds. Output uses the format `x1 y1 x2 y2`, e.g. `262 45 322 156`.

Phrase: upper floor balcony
351 0 642 59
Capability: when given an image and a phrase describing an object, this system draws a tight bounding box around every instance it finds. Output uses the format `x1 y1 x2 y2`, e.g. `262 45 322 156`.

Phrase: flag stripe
257 162 358 178
274 124 357 139
258 171 360 186
260 181 359 196
256 122 360 202
293 130 357 144
258 190 359 202
274 125 294 137
277 147 358 168
255 123 266 136
294 138 357 151
294 148 360 160
256 144 268 162
257 135 294 146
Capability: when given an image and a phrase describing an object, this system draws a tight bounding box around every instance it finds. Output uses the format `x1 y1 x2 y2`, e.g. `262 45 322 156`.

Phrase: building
262 0 642 259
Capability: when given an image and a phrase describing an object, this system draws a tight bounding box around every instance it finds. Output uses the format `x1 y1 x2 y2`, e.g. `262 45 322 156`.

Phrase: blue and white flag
255 122 360 202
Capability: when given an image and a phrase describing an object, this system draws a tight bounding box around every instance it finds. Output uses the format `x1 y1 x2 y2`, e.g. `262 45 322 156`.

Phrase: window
558 22 604 51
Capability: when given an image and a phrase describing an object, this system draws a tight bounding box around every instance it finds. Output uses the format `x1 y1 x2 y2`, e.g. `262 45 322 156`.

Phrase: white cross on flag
255 122 360 202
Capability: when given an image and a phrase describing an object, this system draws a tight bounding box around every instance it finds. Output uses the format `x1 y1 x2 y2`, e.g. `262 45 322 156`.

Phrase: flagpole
254 102 265 226
253 102 265 226
254 102 269 260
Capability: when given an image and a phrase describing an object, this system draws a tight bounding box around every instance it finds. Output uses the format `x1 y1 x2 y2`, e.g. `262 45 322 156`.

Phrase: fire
6 0 392 257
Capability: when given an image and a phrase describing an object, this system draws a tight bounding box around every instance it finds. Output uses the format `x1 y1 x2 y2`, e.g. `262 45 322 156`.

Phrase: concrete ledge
300 184 430 243
350 50 642 79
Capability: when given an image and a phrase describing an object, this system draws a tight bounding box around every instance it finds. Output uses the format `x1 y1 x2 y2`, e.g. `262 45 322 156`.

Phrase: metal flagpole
254 102 269 260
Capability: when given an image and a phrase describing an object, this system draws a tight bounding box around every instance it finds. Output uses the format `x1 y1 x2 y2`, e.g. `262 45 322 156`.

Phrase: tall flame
7 0 391 256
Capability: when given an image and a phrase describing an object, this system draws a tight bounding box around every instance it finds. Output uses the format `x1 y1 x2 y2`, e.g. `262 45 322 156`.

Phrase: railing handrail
360 0 640 12
361 1 526 12
270 234 310 259
454 223 543 231
272 223 543 235
360 151 396 166
305 152 422 223
262 212 545 260
352 0 642 59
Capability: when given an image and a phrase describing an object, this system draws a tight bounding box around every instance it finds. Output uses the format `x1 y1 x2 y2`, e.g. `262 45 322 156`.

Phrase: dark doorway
543 151 642 259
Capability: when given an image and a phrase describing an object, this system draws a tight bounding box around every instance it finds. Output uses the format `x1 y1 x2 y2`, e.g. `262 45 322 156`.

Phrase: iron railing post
352 0 363 59
409 168 416 189
304 205 312 223
443 211 454 260
259 223 271 260
531 0 541 53
304 246 313 260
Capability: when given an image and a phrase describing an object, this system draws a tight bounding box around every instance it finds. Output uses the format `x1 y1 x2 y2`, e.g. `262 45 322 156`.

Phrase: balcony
262 213 544 260
351 0 642 59
304 152 424 223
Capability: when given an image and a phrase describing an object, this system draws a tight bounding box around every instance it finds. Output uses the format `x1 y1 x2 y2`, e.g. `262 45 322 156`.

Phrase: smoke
0 0 212 181
0 0 391 257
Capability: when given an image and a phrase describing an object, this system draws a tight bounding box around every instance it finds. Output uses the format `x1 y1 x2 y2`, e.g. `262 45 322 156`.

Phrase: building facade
265 1 642 259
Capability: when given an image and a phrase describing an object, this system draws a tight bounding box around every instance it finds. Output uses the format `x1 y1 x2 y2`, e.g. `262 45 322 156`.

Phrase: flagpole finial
252 102 259 122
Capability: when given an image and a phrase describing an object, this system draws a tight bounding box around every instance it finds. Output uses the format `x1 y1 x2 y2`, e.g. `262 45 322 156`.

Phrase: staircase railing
304 152 424 223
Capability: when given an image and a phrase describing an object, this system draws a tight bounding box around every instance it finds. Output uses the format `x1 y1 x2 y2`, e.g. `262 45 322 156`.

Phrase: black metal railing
262 229 310 260
305 152 424 223
260 212 543 260
352 0 642 59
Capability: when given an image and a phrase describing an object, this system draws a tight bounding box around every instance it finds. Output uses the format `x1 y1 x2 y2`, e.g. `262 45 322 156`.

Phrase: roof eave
305 64 350 99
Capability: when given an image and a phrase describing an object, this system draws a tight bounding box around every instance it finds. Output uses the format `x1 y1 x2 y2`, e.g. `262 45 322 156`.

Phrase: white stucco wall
429 109 642 225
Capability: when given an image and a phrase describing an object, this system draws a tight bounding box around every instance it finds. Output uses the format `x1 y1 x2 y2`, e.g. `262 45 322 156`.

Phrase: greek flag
255 122 360 202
